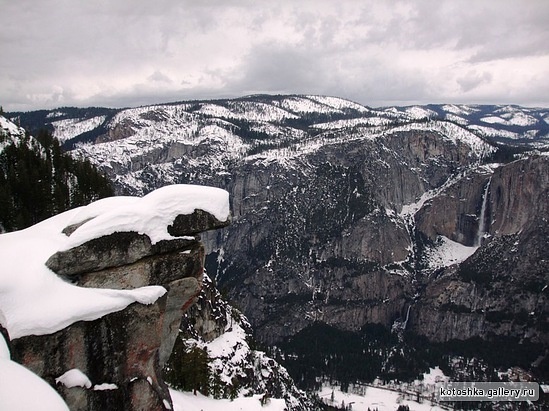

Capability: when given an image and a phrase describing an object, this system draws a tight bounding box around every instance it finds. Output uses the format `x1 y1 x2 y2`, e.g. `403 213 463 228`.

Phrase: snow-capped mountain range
9 95 547 199
11 94 549 148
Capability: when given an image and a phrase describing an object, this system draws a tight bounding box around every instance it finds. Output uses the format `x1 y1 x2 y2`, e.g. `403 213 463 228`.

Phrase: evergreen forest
0 128 113 232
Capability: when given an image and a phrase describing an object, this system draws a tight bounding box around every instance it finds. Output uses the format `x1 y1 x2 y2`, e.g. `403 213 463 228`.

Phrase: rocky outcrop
10 208 229 411
165 274 315 410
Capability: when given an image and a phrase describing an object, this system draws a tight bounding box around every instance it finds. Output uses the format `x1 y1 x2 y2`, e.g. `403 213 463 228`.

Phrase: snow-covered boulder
2 184 230 411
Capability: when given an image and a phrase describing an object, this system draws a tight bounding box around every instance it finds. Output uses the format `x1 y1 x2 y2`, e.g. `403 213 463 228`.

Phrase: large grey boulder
12 208 229 411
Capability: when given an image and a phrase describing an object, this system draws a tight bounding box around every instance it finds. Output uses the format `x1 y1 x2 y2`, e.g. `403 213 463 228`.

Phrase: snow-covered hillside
30 95 504 198
8 97 548 193
9 97 549 156
0 115 26 152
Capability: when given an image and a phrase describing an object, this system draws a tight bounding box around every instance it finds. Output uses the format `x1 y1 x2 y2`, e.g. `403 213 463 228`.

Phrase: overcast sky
1 0 548 112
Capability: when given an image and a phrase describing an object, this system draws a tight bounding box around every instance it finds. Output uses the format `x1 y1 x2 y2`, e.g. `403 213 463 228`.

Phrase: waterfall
475 178 491 247
391 304 412 342
402 304 412 329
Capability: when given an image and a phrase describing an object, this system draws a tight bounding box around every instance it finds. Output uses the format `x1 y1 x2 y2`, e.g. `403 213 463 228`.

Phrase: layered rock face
10 207 229 410
197 128 490 344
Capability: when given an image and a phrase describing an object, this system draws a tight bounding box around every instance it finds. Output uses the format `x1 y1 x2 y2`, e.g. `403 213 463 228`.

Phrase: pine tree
164 337 211 395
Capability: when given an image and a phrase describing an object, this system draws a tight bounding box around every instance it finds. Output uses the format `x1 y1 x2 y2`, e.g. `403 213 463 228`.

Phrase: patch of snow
441 104 481 116
196 104 235 118
63 184 230 249
399 190 436 219
0 115 25 138
279 96 343 114
61 196 141 229
444 113 469 125
93 383 118 391
0 115 26 153
46 111 66 119
206 312 250 386
313 116 392 130
481 112 537 127
55 369 92 389
318 383 446 411
468 124 520 139
227 101 298 122
404 106 437 119
425 236 478 269
481 116 507 125
0 332 10 359
495 106 538 126
422 367 450 385
306 95 370 113
0 356 70 411
51 116 106 142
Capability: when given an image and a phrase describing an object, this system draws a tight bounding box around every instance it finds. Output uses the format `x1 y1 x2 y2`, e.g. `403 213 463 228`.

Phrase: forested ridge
0 127 113 232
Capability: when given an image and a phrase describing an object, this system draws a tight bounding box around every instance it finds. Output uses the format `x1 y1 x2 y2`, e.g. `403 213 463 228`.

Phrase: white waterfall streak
475 178 491 246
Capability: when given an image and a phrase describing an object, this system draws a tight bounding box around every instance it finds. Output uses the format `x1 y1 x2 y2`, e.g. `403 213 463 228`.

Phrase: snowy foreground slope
0 332 69 411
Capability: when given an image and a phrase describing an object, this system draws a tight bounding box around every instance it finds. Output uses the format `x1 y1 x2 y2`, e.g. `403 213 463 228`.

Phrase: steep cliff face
1 185 230 411
410 155 549 345
199 124 496 344
414 170 490 246
490 155 549 235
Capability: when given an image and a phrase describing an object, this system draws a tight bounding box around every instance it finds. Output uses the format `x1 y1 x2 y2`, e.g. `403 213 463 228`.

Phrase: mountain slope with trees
0 116 113 232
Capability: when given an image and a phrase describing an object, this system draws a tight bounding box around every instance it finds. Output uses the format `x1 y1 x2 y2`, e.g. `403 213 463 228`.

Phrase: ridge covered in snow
8 96 548 191
0 115 26 153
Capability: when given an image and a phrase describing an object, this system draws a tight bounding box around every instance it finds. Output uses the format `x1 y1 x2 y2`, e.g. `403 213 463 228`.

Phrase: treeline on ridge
0 128 113 232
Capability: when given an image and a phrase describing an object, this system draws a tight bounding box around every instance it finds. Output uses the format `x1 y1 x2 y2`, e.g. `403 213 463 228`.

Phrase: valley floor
170 385 447 411
317 384 447 411
169 389 286 411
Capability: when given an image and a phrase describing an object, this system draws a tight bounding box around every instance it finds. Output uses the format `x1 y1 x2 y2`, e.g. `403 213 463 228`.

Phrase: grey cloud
1 0 548 111
148 71 173 84
457 71 493 93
